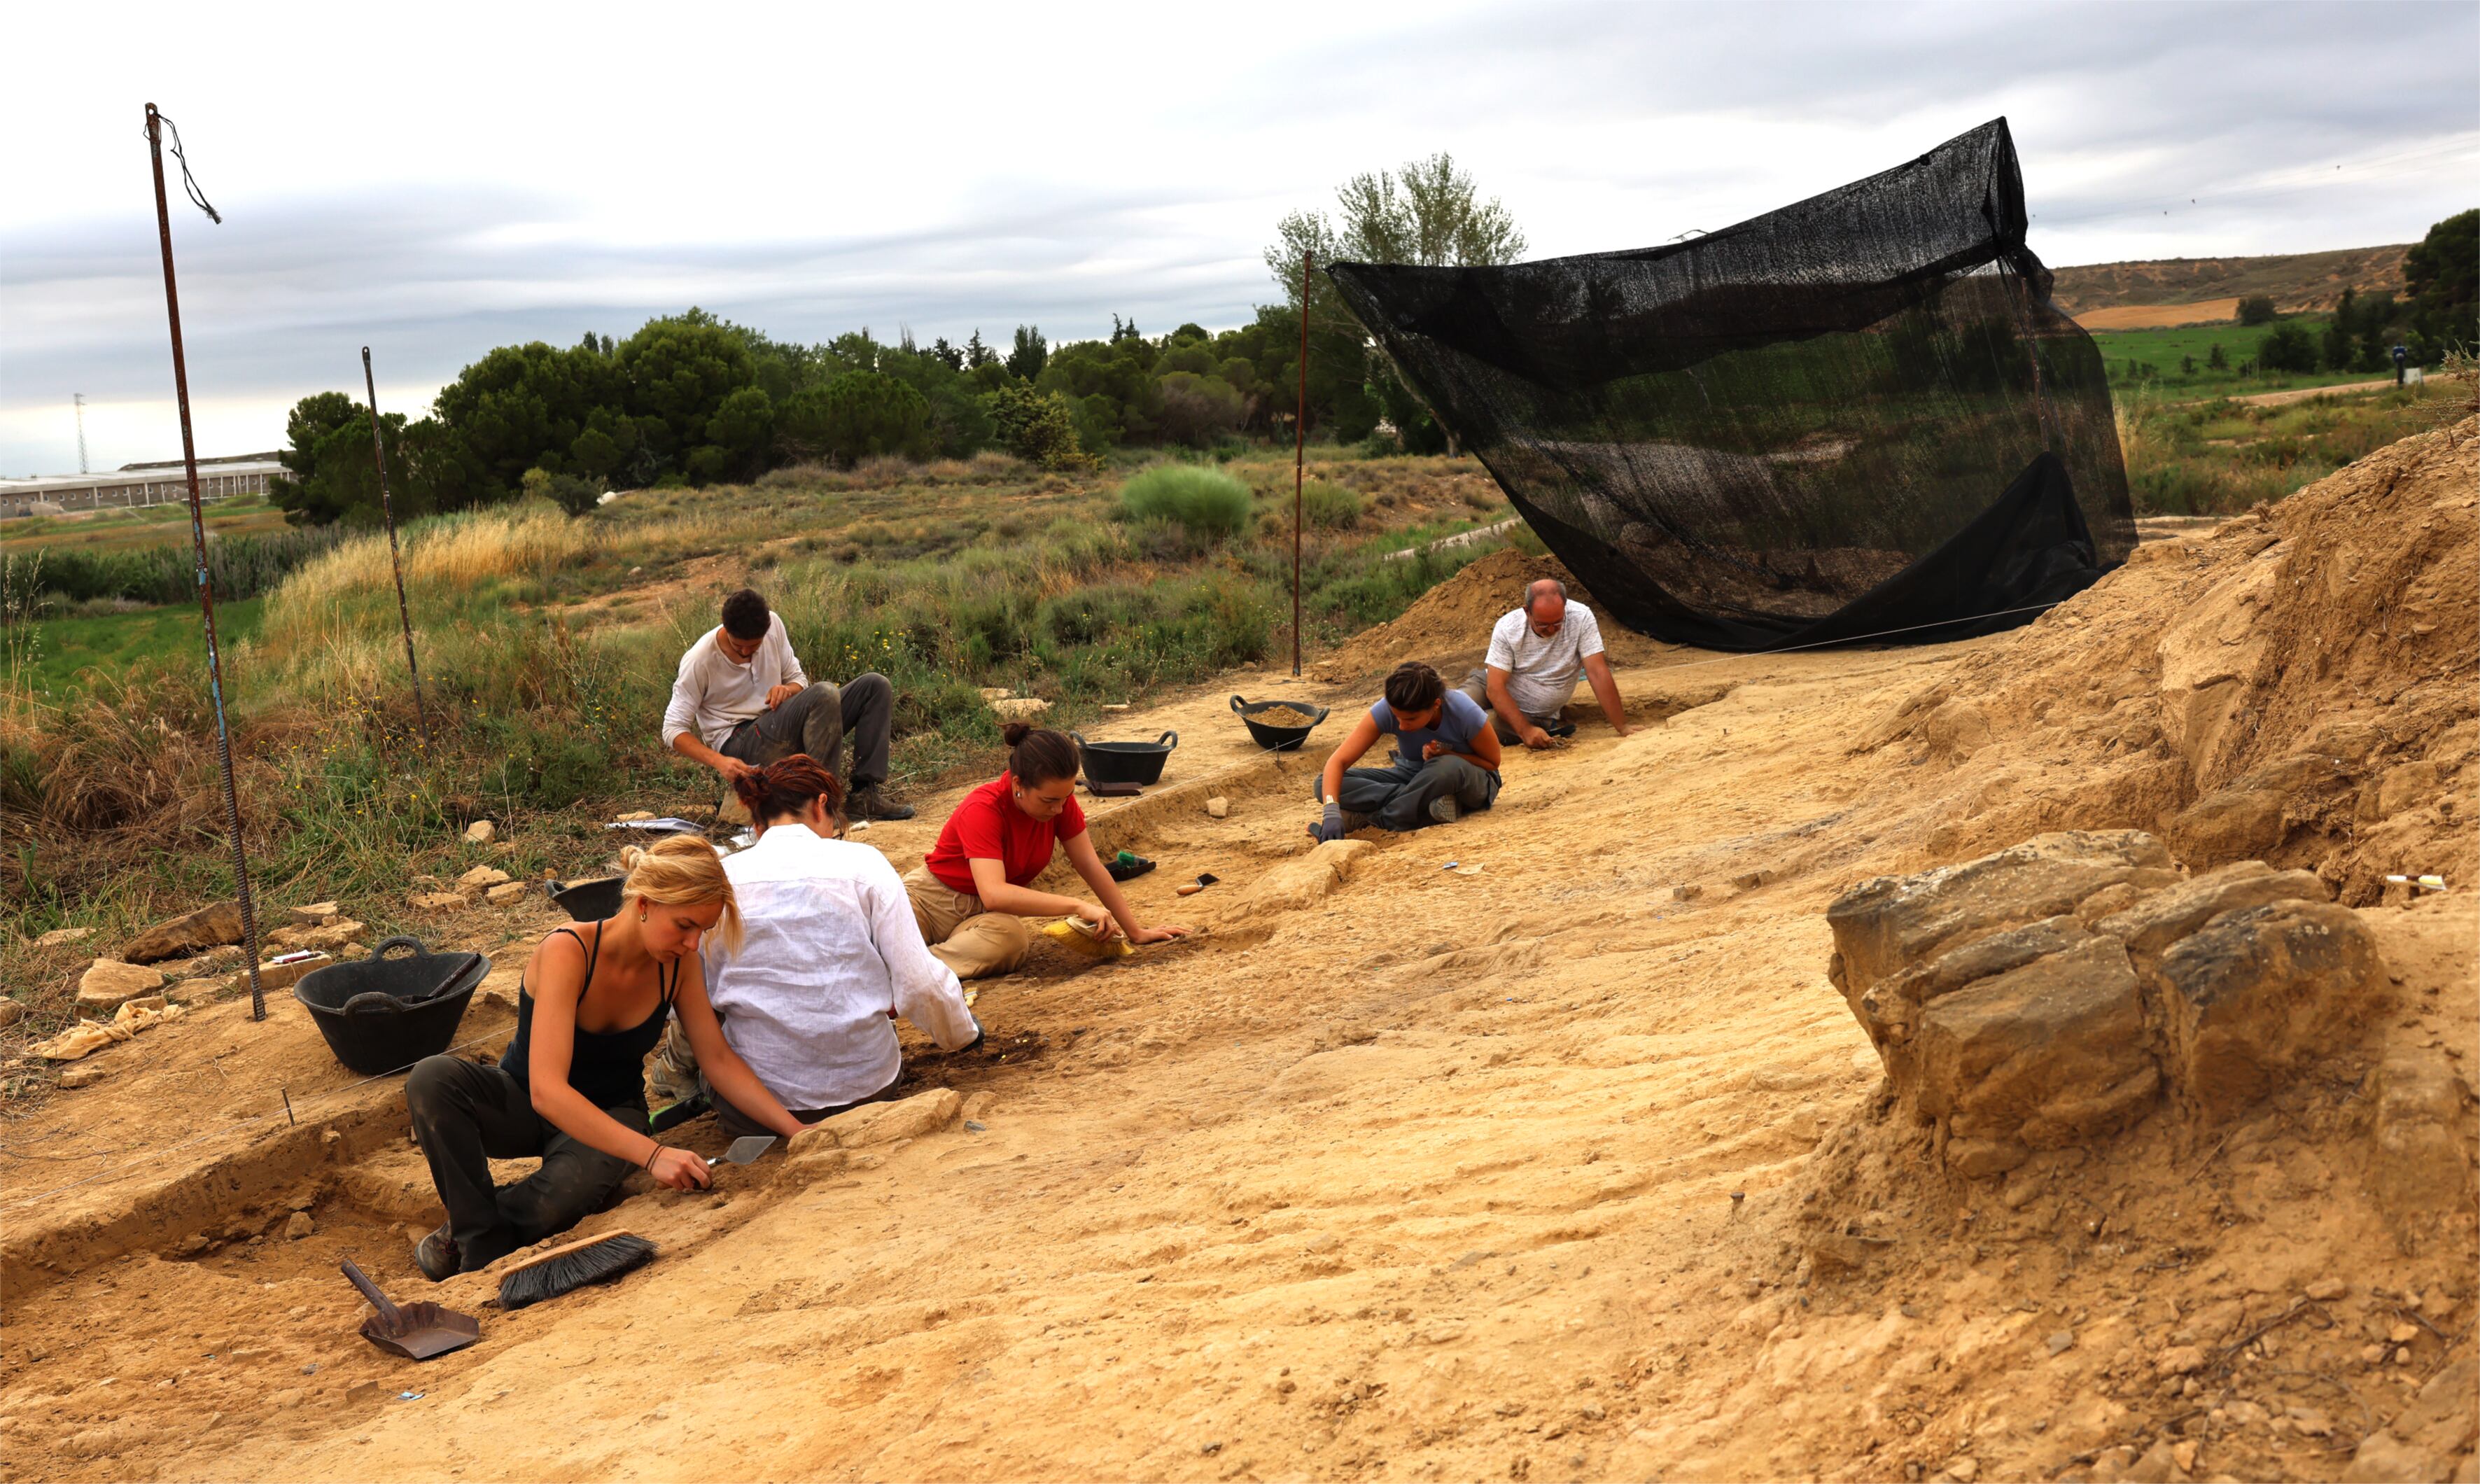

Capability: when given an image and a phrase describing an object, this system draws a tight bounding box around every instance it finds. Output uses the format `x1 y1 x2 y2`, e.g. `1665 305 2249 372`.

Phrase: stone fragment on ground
463 819 496 845
255 953 332 992
76 959 165 1016
990 697 1051 721
288 902 340 927
58 1064 110 1089
1223 839 1375 921
456 866 512 894
1206 797 1229 819
409 891 466 912
484 881 528 907
264 920 365 954
122 900 246 963
0 997 22 1030
34 925 94 948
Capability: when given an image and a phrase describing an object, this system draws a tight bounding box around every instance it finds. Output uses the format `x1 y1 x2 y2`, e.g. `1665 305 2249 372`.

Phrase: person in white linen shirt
1456 578 1633 750
699 754 982 1140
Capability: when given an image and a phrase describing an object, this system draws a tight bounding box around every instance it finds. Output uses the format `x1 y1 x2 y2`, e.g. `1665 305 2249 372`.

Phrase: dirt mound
1857 414 2477 904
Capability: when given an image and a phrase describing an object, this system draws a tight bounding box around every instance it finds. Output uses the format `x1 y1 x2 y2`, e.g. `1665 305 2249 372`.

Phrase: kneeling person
1310 660 1502 839
703 756 983 1138
1458 578 1632 749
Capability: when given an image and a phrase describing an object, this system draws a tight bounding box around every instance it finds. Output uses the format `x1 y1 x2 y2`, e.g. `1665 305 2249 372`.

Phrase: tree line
271 154 1527 526
2245 209 2476 375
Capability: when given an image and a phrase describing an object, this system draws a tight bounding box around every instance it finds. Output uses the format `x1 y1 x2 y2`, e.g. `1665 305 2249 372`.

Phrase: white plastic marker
2383 874 2449 892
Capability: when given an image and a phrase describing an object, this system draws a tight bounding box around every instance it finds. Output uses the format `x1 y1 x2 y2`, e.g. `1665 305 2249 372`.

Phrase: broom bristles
496 1231 657 1310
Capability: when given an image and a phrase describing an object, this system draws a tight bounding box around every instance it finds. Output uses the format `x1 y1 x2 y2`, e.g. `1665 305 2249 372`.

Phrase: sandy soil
2072 300 2242 332
3 428 2474 1483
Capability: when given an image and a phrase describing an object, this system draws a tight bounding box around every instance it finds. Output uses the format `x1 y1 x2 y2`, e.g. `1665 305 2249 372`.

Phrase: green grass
1117 464 1253 539
2118 384 2455 514
2 493 292 556
13 599 265 696
2089 318 2400 396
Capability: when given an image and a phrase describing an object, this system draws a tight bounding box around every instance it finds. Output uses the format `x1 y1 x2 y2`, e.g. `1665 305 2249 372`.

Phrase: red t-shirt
924 774 1086 895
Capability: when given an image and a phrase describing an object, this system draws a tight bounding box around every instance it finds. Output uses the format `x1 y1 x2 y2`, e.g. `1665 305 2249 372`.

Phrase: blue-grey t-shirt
1371 687 1489 761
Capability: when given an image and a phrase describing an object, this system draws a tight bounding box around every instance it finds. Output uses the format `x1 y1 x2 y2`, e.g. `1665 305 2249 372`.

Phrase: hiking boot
850 785 915 821
1427 796 1461 825
414 1224 460 1282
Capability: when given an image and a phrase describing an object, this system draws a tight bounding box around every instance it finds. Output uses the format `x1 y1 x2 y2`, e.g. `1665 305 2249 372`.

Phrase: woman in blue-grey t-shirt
1309 661 1504 839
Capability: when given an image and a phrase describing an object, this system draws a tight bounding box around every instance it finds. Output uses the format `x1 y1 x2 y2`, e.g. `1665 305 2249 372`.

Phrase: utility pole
73 394 88 475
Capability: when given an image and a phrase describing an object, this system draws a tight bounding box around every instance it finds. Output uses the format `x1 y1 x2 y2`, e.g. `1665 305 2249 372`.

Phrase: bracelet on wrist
643 1142 663 1170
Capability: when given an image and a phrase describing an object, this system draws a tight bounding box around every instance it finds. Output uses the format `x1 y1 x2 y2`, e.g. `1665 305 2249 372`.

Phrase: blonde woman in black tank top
403 836 807 1280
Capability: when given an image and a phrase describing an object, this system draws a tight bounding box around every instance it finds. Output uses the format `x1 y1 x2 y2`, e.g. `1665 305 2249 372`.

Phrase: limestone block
456 866 512 894
2376 761 2444 821
1853 915 2088 1051
265 920 367 954
2164 788 2288 867
1223 838 1376 921
463 820 497 845
34 926 94 948
989 698 1051 721
76 959 166 1017
122 900 245 964
484 882 529 907
787 1088 963 1164
256 953 332 992
1826 831 2177 1001
1912 937 2159 1174
409 891 467 912
288 902 340 927
2095 862 2330 960
2360 1052 2479 1249
2155 901 2383 1121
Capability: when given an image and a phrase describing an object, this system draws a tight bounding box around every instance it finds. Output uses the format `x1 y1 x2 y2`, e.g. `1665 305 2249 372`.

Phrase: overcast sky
2 0 2472 475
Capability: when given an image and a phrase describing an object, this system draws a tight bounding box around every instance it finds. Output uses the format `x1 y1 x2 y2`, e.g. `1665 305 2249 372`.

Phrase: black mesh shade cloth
1326 118 2134 652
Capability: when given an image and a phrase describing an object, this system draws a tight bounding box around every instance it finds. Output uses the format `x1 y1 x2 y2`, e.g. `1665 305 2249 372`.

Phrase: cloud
1 0 2470 472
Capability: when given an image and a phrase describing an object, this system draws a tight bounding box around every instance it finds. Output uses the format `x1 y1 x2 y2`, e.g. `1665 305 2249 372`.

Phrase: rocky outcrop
1828 830 2388 1177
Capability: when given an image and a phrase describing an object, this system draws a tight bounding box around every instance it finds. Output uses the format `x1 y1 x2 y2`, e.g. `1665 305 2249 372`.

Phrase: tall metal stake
1293 251 1309 677
145 102 265 1021
360 347 431 746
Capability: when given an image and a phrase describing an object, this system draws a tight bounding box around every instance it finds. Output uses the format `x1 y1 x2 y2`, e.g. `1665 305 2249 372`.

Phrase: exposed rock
76 959 166 1017
2165 788 2287 865
284 1212 316 1240
787 1088 963 1166
484 882 529 908
2155 901 2383 1121
1225 839 1376 921
59 1065 110 1090
288 902 339 927
122 900 246 964
1805 1232 1879 1275
1921 700 1993 761
456 866 512 894
463 820 497 845
989 697 1051 721
2096 862 2330 959
2374 761 2444 822
34 926 94 948
2362 1052 2480 1251
1913 937 2159 1172
1827 830 2177 1003
264 920 366 954
409 891 467 913
0 998 22 1030
1206 797 1230 820
255 953 332 993
2339 1433 2449 1484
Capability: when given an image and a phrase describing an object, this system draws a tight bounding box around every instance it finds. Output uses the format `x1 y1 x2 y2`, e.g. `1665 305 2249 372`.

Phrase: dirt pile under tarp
1848 414 2478 904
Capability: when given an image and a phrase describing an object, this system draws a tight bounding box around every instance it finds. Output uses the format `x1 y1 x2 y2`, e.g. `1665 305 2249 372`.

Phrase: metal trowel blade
708 1135 778 1168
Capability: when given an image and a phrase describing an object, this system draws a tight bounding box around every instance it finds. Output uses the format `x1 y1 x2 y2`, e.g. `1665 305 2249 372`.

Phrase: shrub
2258 322 2320 373
1152 372 1245 447
1300 479 1363 529
522 466 605 517
2236 295 2279 326
984 382 1093 471
1117 465 1252 540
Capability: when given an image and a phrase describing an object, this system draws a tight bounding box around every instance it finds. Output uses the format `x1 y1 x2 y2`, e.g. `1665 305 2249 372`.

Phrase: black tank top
502 923 677 1112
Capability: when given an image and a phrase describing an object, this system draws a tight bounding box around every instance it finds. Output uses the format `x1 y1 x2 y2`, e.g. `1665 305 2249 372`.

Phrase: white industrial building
0 453 287 519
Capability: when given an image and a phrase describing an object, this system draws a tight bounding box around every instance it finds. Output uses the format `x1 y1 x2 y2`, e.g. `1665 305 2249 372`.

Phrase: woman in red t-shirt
904 723 1190 980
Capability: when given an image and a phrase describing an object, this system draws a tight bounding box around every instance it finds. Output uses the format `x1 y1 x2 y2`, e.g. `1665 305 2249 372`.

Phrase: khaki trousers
903 867 1032 981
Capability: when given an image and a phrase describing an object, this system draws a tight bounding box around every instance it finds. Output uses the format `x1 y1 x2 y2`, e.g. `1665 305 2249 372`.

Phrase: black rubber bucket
1072 730 1177 787
1231 695 1331 752
293 936 490 1077
550 876 625 922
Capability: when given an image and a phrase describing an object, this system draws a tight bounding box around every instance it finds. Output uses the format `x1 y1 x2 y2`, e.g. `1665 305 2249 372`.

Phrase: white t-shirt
660 612 808 751
1485 603 1606 718
705 826 979 1111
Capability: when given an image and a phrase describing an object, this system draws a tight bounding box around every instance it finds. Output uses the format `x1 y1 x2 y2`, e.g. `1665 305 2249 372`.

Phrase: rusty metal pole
1293 251 1309 677
146 102 265 1022
360 347 432 747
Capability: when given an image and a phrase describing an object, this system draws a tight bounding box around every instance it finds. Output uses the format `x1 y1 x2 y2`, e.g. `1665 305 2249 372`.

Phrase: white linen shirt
1485 602 1606 718
660 612 809 751
703 826 980 1111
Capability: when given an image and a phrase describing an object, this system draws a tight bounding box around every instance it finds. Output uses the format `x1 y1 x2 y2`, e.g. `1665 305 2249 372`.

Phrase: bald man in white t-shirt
1457 578 1633 749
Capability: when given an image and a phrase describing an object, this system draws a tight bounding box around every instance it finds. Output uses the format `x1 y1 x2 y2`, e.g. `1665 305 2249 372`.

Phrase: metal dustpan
342 1259 480 1361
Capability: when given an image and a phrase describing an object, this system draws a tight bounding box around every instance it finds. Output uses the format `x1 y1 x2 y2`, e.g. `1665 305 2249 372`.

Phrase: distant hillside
2049 244 2409 316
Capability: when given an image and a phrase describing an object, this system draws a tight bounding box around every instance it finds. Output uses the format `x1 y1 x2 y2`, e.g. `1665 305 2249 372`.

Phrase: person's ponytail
1001 723 1079 787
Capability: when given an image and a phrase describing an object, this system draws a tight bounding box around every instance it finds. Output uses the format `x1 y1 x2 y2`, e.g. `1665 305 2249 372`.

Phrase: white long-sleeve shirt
661 613 809 751
704 825 980 1110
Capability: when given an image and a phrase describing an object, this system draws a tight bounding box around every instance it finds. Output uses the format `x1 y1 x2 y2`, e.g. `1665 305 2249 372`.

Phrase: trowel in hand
706 1135 777 1169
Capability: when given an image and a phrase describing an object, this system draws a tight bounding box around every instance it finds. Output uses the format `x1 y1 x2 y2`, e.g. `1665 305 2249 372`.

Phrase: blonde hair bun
618 834 741 948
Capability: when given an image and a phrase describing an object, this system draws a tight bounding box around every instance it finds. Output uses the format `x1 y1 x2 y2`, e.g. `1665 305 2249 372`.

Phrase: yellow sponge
1041 917 1134 959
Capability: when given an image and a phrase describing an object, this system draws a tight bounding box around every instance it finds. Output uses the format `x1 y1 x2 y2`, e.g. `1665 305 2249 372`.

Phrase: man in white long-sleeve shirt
701 759 981 1138
661 588 913 820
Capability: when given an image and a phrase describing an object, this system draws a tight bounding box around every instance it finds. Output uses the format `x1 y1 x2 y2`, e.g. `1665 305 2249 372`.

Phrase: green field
2086 318 2396 397
1 493 293 557
10 598 265 697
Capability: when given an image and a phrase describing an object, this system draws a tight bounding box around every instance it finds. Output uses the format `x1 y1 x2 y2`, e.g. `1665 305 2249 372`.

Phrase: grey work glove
1310 800 1347 842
